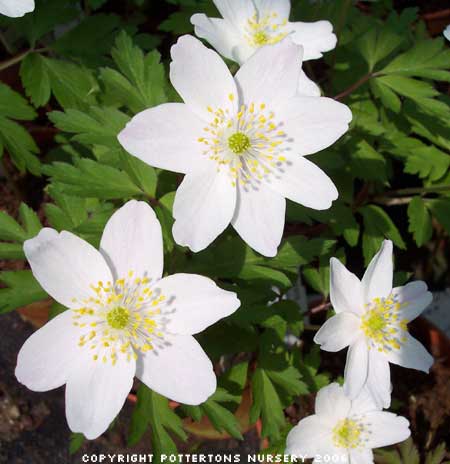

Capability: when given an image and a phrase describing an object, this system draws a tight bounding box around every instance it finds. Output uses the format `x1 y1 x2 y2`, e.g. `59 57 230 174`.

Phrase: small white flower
15 200 240 439
0 0 34 17
191 0 337 65
444 25 450 42
286 383 411 464
314 240 433 409
118 36 351 257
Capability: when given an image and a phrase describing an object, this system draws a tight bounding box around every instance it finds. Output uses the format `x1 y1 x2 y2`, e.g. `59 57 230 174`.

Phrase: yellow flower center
361 294 408 353
246 12 288 48
333 419 363 449
197 96 288 187
228 132 251 154
71 271 169 365
106 306 130 330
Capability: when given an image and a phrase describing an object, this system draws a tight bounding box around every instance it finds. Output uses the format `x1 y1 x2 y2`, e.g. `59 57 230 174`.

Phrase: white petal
349 386 380 416
330 258 364 315
0 0 34 17
235 38 303 107
385 333 433 373
15 310 78 392
212 0 255 30
290 21 337 61
136 334 216 405
191 14 243 63
170 35 237 121
153 273 240 335
314 313 361 352
172 165 237 252
315 383 351 422
231 182 285 257
118 103 206 175
298 70 321 97
344 337 369 400
66 354 136 440
24 228 112 309
253 0 290 19
392 281 432 322
100 201 163 283
444 25 450 42
361 240 393 302
286 415 334 458
366 350 391 409
363 412 410 449
274 96 352 155
349 449 373 464
262 153 338 210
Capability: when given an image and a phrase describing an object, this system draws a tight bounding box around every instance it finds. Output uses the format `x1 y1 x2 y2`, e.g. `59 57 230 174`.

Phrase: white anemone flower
286 383 411 464
118 36 351 257
0 0 34 17
314 240 433 409
15 200 240 439
191 0 337 65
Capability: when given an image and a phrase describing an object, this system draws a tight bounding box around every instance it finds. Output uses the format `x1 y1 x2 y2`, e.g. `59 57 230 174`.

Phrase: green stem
0 47 48 72
0 30 14 55
386 185 450 196
334 72 380 100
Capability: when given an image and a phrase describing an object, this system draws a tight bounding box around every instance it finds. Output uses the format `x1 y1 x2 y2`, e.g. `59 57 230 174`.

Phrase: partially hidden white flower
314 240 433 409
118 36 352 257
191 0 337 65
286 383 411 464
15 200 240 439
0 0 34 17
444 25 450 42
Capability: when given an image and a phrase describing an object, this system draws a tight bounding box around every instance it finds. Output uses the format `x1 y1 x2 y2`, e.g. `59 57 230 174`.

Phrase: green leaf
370 78 402 113
0 82 37 120
44 158 143 199
250 368 285 440
0 243 24 259
107 31 168 111
20 53 51 107
360 204 406 264
42 57 99 110
129 387 186 455
49 107 129 148
18 203 42 238
69 433 85 455
382 38 450 82
202 389 243 440
428 199 450 235
407 197 432 247
0 211 27 242
351 139 387 182
0 271 48 314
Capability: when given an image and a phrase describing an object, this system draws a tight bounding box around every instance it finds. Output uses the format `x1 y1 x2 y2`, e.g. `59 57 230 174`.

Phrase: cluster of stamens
245 12 288 47
361 294 409 353
197 94 288 187
332 418 367 449
71 271 173 365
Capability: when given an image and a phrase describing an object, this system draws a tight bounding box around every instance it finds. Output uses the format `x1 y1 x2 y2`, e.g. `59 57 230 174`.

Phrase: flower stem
0 47 48 72
334 72 380 100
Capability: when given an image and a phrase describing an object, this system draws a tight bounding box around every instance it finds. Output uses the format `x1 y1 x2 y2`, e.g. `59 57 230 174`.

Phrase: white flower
15 200 240 439
118 36 351 257
286 383 411 464
444 25 450 42
191 0 337 65
314 240 433 409
0 0 34 17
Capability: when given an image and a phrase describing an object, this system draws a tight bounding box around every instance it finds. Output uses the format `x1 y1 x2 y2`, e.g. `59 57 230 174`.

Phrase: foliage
0 0 449 459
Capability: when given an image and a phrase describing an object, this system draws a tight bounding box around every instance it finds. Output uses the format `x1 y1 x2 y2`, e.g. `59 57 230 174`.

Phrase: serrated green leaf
407 197 432 247
0 271 48 314
20 53 51 107
250 368 285 440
